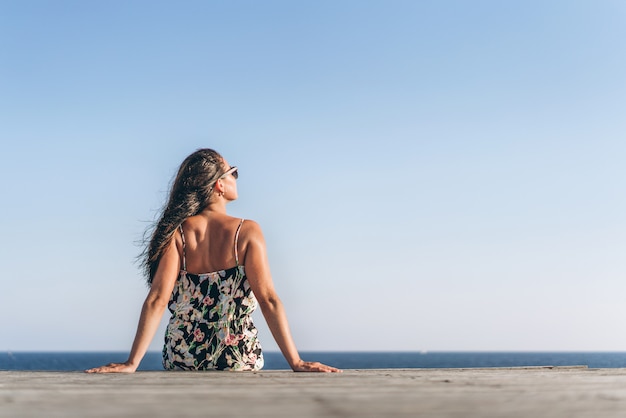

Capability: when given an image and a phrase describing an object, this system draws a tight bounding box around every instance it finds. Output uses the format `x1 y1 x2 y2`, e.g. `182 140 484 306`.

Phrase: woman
86 149 340 373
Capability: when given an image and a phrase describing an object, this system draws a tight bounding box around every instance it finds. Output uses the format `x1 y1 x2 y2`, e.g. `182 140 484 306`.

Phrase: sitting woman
87 148 340 373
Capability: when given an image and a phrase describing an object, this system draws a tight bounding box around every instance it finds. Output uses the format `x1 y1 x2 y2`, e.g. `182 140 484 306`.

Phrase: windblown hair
141 148 225 285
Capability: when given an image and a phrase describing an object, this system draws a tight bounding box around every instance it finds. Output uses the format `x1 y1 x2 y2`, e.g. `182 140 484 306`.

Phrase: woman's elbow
257 294 281 311
145 292 170 311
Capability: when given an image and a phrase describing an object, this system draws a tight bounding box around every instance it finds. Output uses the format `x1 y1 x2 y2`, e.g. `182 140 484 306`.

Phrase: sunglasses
220 166 238 180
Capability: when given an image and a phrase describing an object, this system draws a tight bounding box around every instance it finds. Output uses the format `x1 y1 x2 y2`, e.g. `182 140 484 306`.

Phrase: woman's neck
203 201 228 215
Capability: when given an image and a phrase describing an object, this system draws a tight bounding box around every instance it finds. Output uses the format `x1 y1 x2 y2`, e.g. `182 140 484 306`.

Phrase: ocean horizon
2 351 625 371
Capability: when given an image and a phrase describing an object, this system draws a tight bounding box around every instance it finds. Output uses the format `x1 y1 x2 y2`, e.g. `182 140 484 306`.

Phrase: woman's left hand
291 360 342 373
85 361 137 374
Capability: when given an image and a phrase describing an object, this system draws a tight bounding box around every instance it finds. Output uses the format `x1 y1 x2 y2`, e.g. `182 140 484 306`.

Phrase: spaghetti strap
178 224 187 271
234 219 245 266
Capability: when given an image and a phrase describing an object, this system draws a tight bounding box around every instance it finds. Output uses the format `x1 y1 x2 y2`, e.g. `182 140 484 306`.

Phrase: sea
2 351 626 371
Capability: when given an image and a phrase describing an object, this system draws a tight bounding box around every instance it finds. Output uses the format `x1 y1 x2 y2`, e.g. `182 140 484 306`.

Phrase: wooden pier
3 366 626 417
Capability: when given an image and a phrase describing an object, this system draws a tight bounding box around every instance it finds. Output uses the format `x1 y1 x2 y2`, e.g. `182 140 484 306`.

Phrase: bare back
177 213 245 274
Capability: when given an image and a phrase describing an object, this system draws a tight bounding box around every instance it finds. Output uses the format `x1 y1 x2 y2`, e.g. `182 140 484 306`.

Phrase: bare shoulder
170 223 184 252
238 219 267 265
240 219 264 241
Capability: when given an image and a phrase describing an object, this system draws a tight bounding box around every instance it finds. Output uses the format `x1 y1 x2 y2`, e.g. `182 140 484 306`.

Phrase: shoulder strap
234 219 245 266
178 224 187 271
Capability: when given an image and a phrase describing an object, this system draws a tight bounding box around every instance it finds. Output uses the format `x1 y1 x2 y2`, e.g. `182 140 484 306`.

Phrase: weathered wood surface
3 367 626 417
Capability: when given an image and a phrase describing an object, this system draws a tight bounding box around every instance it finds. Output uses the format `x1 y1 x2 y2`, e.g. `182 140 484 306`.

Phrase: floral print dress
162 219 264 371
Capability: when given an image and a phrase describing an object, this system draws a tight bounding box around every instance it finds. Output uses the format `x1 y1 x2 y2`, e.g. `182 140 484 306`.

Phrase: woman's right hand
291 360 342 373
85 361 137 374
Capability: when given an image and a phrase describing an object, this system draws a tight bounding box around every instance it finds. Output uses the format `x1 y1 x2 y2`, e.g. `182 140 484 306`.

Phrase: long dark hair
141 148 225 284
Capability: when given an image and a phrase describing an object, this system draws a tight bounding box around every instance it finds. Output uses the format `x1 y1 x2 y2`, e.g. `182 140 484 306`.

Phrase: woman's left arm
85 235 180 373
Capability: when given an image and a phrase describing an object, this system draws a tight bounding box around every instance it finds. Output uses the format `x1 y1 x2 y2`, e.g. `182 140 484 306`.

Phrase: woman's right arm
243 221 341 373
85 233 181 373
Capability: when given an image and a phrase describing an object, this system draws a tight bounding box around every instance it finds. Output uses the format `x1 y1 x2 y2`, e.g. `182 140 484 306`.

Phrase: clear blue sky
1 1 624 352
